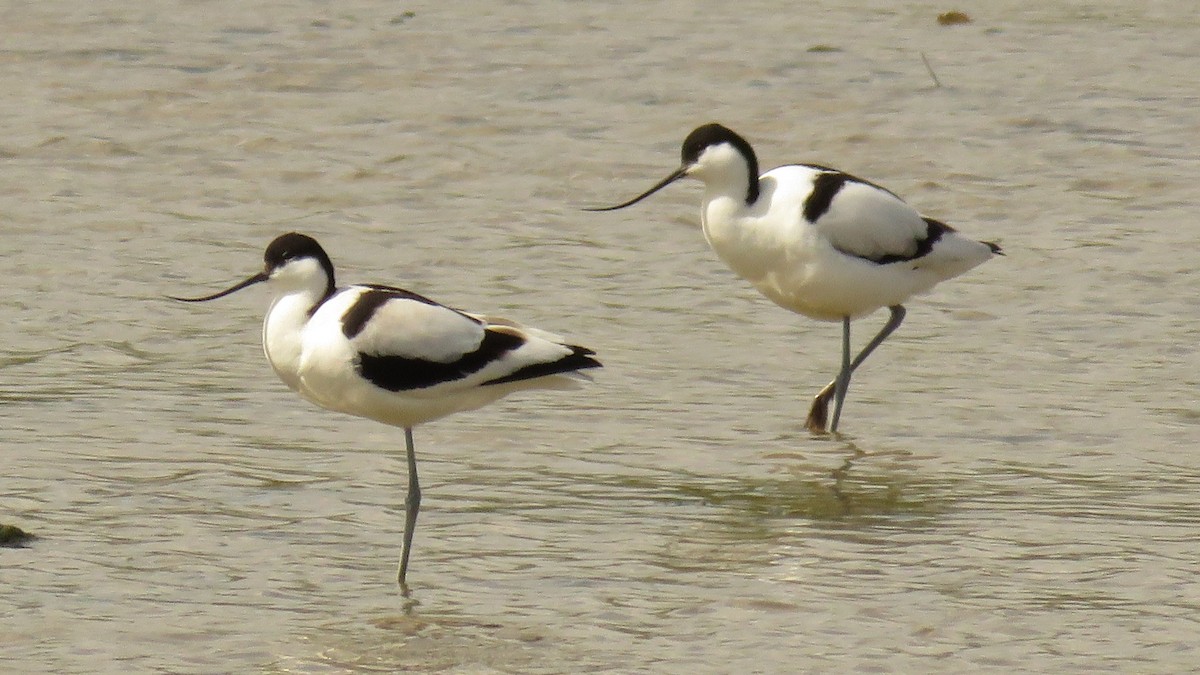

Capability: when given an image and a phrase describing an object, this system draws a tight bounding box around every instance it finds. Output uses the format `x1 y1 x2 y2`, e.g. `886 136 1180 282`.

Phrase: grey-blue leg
806 305 907 433
829 317 853 433
397 426 421 587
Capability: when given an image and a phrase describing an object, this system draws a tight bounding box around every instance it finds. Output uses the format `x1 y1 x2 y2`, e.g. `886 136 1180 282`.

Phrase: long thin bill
169 271 268 302
583 166 688 212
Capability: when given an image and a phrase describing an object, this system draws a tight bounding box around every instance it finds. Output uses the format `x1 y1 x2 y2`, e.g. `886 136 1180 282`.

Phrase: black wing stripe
357 330 525 391
342 287 469 340
799 164 907 225
482 346 601 387
802 172 847 223
849 217 949 265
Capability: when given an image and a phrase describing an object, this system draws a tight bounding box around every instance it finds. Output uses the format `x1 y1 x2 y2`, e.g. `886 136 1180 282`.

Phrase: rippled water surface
4 1 1200 672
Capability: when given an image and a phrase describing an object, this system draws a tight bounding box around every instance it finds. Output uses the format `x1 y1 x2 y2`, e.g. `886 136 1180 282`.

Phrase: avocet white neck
262 253 336 394
263 295 316 393
688 142 791 297
690 142 757 205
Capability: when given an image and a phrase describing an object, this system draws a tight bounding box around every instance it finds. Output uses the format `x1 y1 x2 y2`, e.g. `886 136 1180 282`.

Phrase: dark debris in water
0 524 34 547
937 11 972 26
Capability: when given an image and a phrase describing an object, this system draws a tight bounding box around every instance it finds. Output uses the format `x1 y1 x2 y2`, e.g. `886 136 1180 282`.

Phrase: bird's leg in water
804 305 906 433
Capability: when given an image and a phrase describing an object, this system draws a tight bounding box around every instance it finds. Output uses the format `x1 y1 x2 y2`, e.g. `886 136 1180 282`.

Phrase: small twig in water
921 52 942 88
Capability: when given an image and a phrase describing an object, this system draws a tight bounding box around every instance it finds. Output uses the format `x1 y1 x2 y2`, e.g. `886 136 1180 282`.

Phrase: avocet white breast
172 232 601 587
588 123 1000 434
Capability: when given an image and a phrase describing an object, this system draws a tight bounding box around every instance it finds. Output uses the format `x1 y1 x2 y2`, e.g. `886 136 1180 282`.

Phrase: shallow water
4 1 1200 672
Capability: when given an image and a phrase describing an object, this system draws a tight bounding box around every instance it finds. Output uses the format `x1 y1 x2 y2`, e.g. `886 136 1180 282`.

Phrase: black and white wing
338 285 599 393
783 165 952 264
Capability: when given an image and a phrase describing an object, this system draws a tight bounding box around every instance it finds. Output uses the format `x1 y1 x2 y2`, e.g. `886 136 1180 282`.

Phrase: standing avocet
172 232 601 587
587 123 1000 434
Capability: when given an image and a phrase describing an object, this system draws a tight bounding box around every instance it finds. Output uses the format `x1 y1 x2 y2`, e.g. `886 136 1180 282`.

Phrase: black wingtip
568 345 603 371
481 345 600 387
985 241 1004 256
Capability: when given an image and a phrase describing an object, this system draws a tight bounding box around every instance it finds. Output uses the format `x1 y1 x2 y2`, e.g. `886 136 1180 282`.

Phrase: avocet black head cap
584 122 759 212
680 123 758 177
264 232 332 275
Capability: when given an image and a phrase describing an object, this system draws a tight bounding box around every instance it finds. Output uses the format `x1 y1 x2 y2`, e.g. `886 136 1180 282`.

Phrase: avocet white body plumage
173 232 600 587
589 123 1000 434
